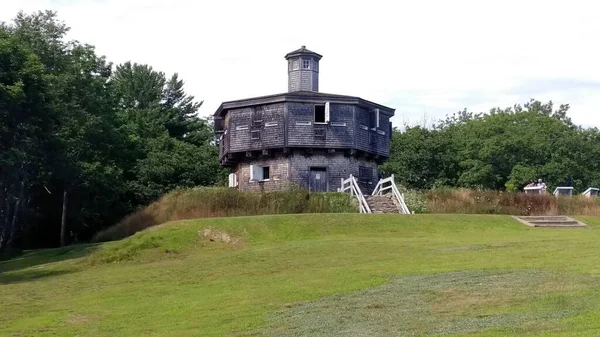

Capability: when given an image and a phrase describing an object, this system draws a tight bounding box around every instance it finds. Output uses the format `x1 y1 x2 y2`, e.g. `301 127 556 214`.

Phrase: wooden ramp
365 195 399 214
514 216 587 228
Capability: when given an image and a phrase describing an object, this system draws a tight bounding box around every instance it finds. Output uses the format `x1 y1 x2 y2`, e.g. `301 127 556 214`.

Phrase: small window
251 130 260 140
313 60 318 71
314 105 325 123
370 109 380 129
250 165 269 181
252 110 262 126
315 128 325 139
359 166 372 182
302 59 311 69
292 60 299 70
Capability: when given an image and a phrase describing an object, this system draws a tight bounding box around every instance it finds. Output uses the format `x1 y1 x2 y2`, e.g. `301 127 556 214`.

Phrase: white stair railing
372 174 411 214
338 175 371 213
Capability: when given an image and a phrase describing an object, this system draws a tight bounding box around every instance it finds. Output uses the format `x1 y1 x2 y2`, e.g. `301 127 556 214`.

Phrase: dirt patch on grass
431 287 516 314
199 228 244 247
65 314 93 325
260 270 599 337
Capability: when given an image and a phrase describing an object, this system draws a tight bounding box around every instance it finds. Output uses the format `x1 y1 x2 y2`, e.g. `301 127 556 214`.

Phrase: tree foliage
0 11 225 253
382 99 600 192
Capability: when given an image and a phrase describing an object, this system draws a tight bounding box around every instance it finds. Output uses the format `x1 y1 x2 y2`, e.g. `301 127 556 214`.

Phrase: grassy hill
3 214 600 336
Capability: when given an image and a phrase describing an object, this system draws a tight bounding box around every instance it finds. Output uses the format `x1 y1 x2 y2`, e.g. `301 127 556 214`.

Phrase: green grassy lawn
3 214 600 336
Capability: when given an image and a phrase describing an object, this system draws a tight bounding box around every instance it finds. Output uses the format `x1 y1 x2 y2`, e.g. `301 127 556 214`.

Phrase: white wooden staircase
339 174 410 214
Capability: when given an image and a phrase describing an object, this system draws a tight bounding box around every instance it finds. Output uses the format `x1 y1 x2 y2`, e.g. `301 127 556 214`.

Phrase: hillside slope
3 214 600 336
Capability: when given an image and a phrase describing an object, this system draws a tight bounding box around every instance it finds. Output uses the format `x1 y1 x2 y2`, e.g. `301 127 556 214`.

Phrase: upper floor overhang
213 91 395 120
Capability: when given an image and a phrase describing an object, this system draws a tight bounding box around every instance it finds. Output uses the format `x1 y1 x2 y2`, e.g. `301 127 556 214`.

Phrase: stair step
514 216 587 228
532 223 586 228
528 220 579 225
519 216 569 221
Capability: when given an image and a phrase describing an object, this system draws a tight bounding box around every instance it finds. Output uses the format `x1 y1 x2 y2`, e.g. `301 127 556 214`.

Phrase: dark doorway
309 167 328 192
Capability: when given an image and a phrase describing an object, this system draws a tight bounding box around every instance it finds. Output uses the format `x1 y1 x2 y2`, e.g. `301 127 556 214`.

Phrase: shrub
403 190 427 214
93 187 357 242
424 188 600 216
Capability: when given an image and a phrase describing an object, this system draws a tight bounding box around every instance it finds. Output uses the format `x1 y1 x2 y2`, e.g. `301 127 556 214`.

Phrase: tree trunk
0 195 12 251
6 181 25 250
60 188 68 247
0 181 5 236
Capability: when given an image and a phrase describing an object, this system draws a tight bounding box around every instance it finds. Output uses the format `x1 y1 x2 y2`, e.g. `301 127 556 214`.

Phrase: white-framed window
251 130 260 140
313 60 318 71
250 165 270 181
302 59 311 69
314 102 330 124
292 60 299 70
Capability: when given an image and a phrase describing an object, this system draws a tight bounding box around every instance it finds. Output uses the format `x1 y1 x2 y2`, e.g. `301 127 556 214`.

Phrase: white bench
582 187 599 198
553 187 573 197
524 186 546 195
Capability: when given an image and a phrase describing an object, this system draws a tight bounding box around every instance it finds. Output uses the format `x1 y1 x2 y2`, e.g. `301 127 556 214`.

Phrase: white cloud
3 0 600 127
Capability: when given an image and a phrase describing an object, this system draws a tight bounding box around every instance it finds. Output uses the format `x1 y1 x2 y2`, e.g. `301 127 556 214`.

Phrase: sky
3 0 600 127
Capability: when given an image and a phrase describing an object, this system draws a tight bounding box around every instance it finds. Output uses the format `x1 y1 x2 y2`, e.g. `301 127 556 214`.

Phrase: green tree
385 99 600 193
8 11 128 246
0 24 54 252
380 125 458 189
1 10 225 250
112 61 225 205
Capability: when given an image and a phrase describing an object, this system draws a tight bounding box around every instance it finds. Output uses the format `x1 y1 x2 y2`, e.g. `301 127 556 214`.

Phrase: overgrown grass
94 187 600 244
93 187 357 242
404 188 600 216
3 214 600 336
